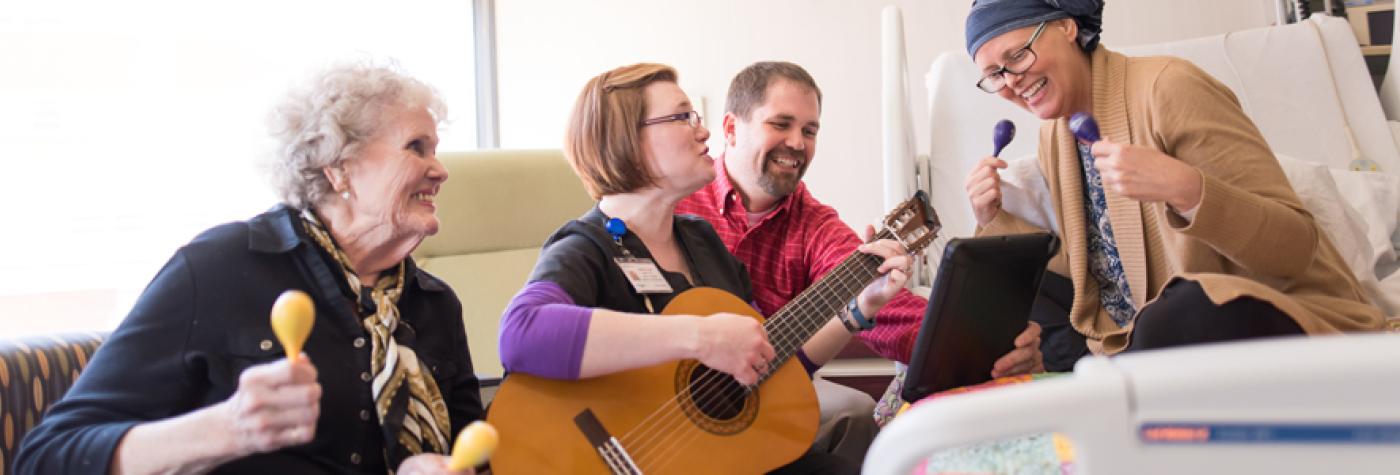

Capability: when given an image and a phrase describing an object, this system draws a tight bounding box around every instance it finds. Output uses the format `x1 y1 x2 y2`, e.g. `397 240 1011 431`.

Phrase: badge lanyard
605 217 673 313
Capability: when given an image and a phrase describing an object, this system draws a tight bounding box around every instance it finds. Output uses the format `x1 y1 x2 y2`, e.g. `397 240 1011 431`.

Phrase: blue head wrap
965 0 1105 58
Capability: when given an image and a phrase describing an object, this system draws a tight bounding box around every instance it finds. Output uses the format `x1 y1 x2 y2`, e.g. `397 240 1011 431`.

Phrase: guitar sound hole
686 365 749 421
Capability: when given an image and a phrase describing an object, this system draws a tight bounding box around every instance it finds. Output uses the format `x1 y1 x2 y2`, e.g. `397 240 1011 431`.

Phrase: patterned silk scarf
300 211 452 469
1075 143 1137 327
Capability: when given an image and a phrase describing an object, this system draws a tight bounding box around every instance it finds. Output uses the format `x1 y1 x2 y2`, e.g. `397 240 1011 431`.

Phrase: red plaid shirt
675 158 923 363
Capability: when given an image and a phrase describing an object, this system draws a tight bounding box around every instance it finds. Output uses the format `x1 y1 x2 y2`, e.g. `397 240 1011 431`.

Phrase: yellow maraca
448 420 499 472
270 290 315 360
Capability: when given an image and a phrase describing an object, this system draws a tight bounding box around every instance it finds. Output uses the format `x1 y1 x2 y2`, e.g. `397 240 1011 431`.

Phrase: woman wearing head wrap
962 0 1384 364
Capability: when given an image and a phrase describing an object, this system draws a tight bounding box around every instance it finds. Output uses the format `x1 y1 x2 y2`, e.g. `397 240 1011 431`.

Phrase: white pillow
1327 168 1400 316
1328 169 1400 275
1276 155 1397 316
999 155 1059 234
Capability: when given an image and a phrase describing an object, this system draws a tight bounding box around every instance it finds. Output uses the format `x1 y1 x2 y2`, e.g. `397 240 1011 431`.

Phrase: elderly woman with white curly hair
15 63 483 475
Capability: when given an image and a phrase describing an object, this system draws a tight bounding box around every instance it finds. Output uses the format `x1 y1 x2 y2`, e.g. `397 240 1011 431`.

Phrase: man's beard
757 147 807 198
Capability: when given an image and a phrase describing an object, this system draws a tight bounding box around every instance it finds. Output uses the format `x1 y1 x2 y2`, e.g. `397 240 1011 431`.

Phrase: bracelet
847 299 875 331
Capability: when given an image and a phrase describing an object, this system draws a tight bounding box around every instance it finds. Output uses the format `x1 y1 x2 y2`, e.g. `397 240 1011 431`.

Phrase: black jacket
530 206 754 312
15 205 483 474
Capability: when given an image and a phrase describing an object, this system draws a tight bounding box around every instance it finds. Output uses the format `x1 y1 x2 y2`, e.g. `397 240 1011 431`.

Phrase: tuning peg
449 420 499 471
993 119 1015 157
1069 112 1101 143
270 290 315 361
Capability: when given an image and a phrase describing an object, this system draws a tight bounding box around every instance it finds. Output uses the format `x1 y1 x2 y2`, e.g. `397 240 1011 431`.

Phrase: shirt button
259 339 273 351
353 337 366 349
360 409 371 421
350 452 361 464
360 372 372 382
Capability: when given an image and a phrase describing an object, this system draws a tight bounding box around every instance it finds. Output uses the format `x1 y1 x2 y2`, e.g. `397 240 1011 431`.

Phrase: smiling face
974 19 1091 120
638 81 714 196
335 102 448 240
725 79 821 202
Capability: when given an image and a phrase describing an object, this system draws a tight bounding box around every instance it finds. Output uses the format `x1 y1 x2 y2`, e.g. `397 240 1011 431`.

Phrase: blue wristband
847 299 875 331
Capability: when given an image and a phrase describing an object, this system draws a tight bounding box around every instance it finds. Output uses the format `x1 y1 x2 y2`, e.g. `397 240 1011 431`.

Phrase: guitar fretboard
758 228 895 384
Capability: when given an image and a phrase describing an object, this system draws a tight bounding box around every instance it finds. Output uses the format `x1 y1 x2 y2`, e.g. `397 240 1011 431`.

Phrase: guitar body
487 287 819 474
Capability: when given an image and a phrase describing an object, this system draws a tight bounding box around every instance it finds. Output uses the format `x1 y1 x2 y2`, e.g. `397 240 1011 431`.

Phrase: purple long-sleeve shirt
498 281 593 380
498 281 819 380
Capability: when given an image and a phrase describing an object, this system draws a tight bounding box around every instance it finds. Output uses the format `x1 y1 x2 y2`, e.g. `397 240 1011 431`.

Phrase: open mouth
1020 77 1048 102
412 192 436 203
769 154 804 170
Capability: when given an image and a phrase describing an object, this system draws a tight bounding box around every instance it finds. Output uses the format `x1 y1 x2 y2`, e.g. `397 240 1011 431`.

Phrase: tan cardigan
980 47 1385 354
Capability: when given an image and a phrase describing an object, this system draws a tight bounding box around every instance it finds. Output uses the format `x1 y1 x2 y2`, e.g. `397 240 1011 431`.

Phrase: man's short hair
564 63 678 199
725 61 823 120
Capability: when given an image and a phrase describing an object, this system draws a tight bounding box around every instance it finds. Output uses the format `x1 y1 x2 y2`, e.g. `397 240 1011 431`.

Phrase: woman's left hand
396 453 473 475
855 225 913 318
1089 140 1203 212
991 321 1044 378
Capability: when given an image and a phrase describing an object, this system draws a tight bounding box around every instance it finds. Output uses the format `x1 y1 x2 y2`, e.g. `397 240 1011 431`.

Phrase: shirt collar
712 155 739 214
247 204 444 293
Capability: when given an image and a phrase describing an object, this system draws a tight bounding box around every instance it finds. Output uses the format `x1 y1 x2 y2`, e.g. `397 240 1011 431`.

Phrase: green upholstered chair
413 149 593 384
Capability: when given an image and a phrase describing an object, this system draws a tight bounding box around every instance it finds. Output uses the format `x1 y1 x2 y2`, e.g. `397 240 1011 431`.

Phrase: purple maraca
1069 112 1100 143
993 119 1015 157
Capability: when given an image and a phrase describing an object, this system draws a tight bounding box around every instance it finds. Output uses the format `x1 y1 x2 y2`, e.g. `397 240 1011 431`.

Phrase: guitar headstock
880 191 941 254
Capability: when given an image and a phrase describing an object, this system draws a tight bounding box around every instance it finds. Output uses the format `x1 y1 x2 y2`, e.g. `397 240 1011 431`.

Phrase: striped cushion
0 332 106 472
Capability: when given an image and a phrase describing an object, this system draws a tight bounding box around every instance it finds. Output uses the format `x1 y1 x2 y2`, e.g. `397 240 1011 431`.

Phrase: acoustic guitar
486 192 941 474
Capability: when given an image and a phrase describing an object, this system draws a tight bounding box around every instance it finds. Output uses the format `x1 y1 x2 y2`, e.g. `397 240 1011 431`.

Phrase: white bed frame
865 333 1400 474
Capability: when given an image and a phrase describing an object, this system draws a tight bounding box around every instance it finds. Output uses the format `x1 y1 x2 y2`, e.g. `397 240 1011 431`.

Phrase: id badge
614 257 674 294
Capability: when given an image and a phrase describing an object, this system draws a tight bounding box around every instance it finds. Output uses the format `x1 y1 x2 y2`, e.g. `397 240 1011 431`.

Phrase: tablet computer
901 232 1060 403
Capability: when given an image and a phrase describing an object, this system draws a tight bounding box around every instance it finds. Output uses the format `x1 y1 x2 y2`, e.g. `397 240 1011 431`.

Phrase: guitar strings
618 230 894 466
618 229 886 451
643 289 840 471
630 260 875 471
617 233 892 470
621 265 858 468
635 226 944 470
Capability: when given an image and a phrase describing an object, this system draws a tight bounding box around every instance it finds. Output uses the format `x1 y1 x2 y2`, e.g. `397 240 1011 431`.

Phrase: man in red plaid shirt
676 61 1044 465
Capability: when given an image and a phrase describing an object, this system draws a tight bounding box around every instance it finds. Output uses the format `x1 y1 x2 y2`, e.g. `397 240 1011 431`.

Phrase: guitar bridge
574 408 643 474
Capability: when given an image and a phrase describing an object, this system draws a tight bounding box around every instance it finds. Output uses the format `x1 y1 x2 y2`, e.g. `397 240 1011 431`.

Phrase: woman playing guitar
494 63 913 474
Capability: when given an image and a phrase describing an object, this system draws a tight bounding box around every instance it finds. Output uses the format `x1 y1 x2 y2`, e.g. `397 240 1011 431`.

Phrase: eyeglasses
976 22 1048 94
640 110 703 129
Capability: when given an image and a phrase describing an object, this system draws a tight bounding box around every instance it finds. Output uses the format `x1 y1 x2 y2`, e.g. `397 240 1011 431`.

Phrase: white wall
497 0 1277 230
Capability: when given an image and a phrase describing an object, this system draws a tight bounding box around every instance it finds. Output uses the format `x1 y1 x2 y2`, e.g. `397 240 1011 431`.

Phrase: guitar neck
761 229 894 381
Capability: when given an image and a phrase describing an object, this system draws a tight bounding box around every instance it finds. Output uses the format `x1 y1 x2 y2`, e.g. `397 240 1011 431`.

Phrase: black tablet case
901 232 1060 403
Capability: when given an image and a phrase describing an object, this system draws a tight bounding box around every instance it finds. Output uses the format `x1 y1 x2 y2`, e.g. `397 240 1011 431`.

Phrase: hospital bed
869 7 1400 474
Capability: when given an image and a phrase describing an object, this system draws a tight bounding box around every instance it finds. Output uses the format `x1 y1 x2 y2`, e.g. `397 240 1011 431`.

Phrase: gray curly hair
265 61 447 209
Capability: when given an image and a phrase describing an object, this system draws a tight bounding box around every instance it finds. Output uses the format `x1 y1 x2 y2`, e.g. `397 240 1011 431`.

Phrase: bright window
0 0 477 336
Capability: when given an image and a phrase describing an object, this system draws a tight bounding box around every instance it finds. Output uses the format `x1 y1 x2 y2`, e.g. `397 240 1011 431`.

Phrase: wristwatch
846 298 875 331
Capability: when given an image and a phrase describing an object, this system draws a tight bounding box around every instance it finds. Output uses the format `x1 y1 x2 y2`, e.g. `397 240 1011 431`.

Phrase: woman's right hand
220 355 323 457
966 156 1008 227
690 313 775 386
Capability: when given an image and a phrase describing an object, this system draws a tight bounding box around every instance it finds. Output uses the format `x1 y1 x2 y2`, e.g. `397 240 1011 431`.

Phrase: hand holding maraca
1070 113 1203 212
219 290 323 456
965 119 1017 227
395 420 499 475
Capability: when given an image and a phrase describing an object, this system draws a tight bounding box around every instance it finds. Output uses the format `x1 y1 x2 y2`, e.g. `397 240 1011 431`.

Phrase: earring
341 191 351 200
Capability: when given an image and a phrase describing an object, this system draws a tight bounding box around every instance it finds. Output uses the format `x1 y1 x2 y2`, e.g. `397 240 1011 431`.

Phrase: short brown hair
564 63 678 199
725 61 822 121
